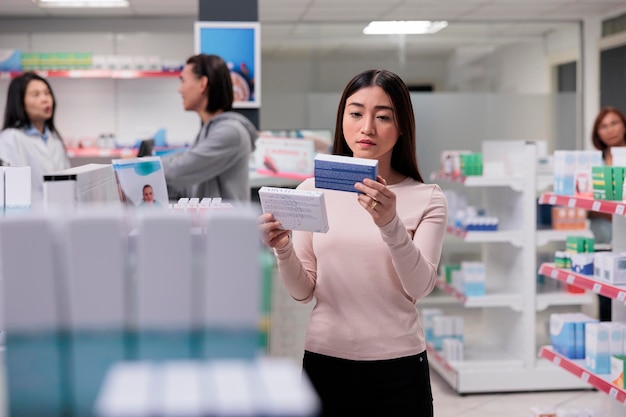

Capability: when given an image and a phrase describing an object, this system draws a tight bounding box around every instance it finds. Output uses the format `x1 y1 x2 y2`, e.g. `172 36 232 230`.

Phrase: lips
357 139 375 145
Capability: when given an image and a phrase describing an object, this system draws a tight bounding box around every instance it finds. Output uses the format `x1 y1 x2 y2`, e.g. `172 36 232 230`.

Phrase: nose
361 118 376 135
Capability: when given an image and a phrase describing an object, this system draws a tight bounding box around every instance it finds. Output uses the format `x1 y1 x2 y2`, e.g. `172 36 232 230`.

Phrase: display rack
428 143 590 393
0 69 181 79
539 192 626 415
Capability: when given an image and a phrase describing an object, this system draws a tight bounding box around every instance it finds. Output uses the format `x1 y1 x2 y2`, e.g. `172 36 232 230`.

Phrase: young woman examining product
0 71 70 203
259 69 447 416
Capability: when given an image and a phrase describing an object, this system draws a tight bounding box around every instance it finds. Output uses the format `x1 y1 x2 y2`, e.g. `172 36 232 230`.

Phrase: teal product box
585 322 610 374
0 49 22 71
314 154 378 193
421 308 443 344
550 313 597 359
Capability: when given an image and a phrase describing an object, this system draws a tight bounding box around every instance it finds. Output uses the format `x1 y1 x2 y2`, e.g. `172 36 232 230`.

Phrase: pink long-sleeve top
274 177 448 361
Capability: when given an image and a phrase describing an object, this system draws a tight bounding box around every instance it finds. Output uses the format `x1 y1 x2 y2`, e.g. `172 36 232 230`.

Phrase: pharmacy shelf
429 144 591 394
536 174 553 194
427 343 587 393
0 69 181 79
435 279 523 310
249 172 305 188
446 225 523 245
539 263 626 302
66 147 137 158
536 228 594 247
539 193 626 217
539 346 626 403
535 291 593 311
430 172 524 191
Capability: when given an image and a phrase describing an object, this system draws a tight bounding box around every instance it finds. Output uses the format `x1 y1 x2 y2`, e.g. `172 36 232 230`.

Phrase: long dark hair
592 106 626 155
3 71 60 136
332 69 423 182
186 54 233 114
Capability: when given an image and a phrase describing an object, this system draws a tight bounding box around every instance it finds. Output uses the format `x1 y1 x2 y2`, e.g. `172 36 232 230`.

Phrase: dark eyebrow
346 101 393 111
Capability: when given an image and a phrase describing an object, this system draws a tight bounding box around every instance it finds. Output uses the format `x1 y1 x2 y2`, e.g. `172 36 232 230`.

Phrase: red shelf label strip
539 263 625 300
540 346 626 403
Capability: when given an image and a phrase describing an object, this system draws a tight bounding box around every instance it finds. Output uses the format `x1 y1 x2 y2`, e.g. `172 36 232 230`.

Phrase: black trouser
303 350 434 417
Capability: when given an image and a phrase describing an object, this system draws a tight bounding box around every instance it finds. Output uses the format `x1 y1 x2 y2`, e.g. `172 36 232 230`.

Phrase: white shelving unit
428 143 591 393
538 193 626 416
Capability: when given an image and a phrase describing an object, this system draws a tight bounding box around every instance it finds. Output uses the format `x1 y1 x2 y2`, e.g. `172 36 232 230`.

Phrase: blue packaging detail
6 333 66 417
463 282 486 296
314 155 378 193
7 328 261 417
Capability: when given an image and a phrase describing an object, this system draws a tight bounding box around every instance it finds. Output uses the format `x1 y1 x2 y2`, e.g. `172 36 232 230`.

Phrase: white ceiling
0 0 624 58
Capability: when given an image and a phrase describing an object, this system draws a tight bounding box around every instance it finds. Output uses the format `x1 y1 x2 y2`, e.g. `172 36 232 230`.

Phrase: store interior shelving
427 143 591 393
538 192 626 416
0 69 181 79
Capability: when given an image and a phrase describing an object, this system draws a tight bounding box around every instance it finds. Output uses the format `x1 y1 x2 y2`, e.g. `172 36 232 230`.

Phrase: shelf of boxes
539 192 626 217
435 279 523 310
539 191 626 415
539 346 626 403
539 263 626 302
535 291 593 311
445 225 523 245
427 342 589 393
0 70 182 79
429 172 524 191
428 142 592 393
430 171 554 193
536 228 594 247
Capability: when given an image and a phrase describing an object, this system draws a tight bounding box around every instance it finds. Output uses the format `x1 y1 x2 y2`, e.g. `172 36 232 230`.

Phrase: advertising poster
194 21 261 108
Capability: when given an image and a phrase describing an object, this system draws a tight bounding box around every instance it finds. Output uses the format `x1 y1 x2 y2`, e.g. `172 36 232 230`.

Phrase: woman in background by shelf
0 71 70 203
592 106 626 166
590 105 626 321
161 54 257 202
259 69 447 416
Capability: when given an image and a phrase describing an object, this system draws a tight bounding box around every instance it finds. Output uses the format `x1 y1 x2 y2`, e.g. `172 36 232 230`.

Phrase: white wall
260 54 448 130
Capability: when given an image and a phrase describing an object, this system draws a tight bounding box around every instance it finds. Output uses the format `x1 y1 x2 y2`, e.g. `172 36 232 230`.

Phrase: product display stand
428 143 590 393
539 192 626 416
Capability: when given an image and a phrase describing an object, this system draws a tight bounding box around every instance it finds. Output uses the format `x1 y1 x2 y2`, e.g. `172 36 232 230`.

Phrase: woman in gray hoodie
162 54 257 202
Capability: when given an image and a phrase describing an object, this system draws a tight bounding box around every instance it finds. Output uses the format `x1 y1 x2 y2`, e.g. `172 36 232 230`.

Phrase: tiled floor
431 370 613 417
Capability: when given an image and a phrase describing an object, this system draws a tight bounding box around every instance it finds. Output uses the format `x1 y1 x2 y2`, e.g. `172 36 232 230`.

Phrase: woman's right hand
258 213 291 250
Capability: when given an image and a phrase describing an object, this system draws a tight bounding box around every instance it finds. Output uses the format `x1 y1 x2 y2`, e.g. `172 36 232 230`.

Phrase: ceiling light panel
34 0 129 7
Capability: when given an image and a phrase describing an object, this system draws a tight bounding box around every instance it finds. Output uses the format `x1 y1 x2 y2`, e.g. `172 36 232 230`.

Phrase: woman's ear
200 75 209 94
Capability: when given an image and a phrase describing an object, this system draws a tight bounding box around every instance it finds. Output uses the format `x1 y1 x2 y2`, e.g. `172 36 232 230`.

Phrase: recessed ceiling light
34 0 129 7
363 20 448 35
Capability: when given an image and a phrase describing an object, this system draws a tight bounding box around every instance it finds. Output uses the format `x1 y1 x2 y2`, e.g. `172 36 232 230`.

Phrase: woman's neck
378 167 406 185
199 109 224 125
31 121 45 134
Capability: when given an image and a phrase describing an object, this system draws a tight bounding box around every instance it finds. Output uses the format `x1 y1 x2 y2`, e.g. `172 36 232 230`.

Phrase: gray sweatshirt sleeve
162 120 249 187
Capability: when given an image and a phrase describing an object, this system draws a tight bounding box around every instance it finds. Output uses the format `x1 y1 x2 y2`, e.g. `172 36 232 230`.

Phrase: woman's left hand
355 176 397 227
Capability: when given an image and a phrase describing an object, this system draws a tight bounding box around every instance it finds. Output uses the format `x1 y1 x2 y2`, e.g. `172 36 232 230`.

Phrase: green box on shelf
592 166 612 200
613 166 625 201
460 153 483 176
592 166 625 201
442 264 460 284
566 236 594 254
21 53 41 70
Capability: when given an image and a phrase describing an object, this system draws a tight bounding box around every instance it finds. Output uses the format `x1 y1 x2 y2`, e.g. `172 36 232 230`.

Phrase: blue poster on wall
194 21 261 108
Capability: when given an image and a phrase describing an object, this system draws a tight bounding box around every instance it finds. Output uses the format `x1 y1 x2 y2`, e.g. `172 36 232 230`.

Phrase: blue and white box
570 253 594 276
460 261 485 296
604 253 626 284
314 154 378 193
585 322 610 374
